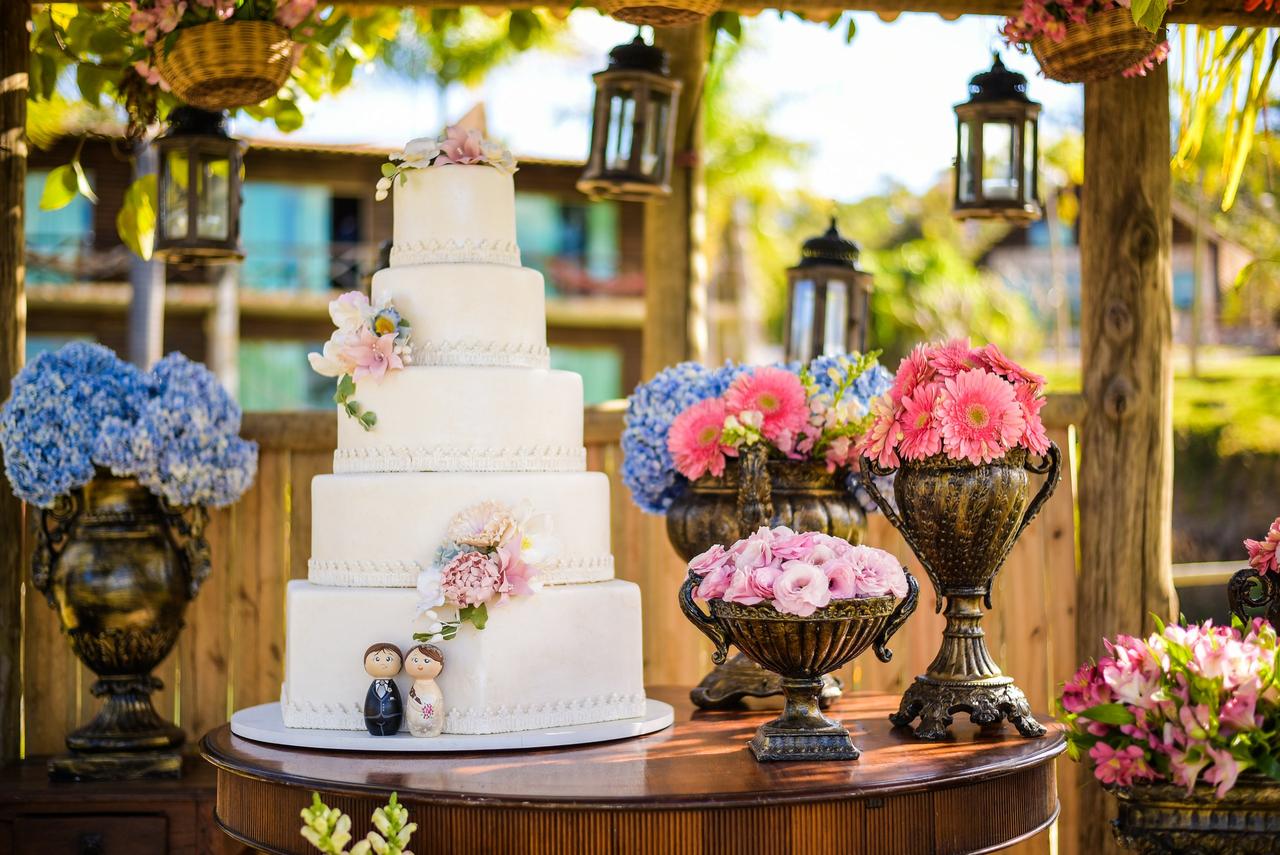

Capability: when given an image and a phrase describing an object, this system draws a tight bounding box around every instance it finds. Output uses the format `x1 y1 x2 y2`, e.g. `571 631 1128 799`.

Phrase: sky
239 11 1086 202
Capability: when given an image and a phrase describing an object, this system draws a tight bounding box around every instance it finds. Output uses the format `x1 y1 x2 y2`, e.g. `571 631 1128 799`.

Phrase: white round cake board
229 699 675 752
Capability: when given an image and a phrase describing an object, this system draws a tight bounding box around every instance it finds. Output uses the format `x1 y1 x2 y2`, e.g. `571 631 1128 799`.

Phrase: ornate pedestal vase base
748 677 860 761
47 673 186 781
690 653 842 710
889 677 1045 741
49 751 182 782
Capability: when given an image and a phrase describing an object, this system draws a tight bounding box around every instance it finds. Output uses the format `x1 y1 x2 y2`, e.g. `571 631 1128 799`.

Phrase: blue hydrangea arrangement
1 343 258 509
620 356 894 516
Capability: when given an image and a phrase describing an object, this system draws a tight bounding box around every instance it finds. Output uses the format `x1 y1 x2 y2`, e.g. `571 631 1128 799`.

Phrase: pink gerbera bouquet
689 525 910 617
1061 616 1280 797
858 339 1050 469
1245 517 1280 576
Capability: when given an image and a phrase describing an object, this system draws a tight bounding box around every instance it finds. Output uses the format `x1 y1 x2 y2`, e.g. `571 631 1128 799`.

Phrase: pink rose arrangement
1061 616 1280 797
376 126 518 201
413 501 560 642
1245 517 1280 576
690 525 910 617
1001 0 1172 79
666 353 887 482
307 290 411 431
858 339 1050 469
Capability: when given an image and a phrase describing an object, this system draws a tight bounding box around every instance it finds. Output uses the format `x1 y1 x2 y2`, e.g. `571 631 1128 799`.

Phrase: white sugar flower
401 137 442 164
307 336 355 378
329 291 371 331
516 509 562 569
415 565 445 617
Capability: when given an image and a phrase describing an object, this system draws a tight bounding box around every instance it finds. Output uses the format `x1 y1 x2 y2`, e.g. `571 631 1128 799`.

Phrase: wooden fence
19 398 1083 854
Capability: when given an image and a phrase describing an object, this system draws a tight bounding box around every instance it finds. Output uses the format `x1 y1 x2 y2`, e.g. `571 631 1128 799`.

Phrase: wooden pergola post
0 0 29 765
1076 64 1179 855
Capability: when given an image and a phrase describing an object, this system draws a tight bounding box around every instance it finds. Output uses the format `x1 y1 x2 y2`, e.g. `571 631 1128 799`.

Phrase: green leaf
337 374 356 399
76 64 106 107
381 162 398 178
273 101 304 133
115 174 157 260
40 165 79 211
507 11 534 51
460 603 489 631
359 411 377 429
72 160 98 204
845 15 857 43
1078 703 1136 726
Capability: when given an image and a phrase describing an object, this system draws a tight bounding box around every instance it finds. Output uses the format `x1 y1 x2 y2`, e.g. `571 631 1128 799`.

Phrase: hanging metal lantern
155 107 244 263
784 217 873 363
577 34 682 202
953 55 1042 223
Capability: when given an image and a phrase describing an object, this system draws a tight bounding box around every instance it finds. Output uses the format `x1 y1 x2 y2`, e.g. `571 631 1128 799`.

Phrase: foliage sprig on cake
412 501 561 641
690 525 909 616
1061 615 1280 797
308 291 412 431
0 342 257 508
376 126 518 201
621 355 892 515
858 338 1049 469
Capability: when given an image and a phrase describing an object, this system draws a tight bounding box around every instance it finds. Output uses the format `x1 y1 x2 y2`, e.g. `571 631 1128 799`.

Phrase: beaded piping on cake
308 555 615 587
333 445 586 474
390 238 520 267
280 688 648 734
410 339 550 369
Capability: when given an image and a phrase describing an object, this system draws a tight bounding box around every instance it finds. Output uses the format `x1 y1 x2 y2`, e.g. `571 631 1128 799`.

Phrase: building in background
26 136 647 407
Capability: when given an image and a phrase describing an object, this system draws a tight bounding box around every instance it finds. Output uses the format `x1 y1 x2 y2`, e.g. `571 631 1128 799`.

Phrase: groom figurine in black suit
362 642 405 736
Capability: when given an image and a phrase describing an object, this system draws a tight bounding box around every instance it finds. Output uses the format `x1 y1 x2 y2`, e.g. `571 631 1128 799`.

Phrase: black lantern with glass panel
784 218 872 362
155 107 243 263
578 34 682 201
953 55 1041 223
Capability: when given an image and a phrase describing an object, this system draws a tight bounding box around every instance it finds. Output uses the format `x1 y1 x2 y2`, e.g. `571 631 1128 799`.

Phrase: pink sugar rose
1244 516 1280 576
437 126 486 166
724 367 809 443
723 563 782 606
441 551 502 608
938 368 1025 466
1089 743 1155 788
344 327 404 384
668 398 734 480
772 561 832 617
897 381 943 461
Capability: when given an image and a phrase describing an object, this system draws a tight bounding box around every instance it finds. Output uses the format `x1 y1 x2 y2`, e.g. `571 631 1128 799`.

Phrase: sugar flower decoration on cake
307 291 412 432
413 501 561 642
375 126 518 200
857 339 1049 469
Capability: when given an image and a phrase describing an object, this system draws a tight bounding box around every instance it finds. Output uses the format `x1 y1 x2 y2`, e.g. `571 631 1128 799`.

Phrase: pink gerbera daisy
856 395 901 470
1015 383 1051 456
973 343 1046 391
889 344 935 403
724 367 808 442
668 398 733 480
897 382 943 461
928 338 979 377
939 369 1025 465
1245 517 1280 576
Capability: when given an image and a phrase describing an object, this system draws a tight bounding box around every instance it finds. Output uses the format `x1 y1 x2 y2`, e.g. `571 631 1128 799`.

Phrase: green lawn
1031 353 1280 455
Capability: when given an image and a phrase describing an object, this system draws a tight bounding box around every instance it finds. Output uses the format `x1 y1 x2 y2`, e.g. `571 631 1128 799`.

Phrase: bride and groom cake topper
362 642 445 737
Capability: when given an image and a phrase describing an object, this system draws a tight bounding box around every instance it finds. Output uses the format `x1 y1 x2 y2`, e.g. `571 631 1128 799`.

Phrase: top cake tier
391 167 520 267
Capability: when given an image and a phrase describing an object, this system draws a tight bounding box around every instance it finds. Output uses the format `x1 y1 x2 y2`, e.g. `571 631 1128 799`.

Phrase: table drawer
14 814 167 854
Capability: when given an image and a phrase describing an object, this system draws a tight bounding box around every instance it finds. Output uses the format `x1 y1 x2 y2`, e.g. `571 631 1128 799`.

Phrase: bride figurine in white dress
404 644 445 737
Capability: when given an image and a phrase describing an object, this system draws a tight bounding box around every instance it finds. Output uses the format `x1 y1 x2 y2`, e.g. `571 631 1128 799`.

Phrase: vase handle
982 443 1063 608
860 458 943 613
31 492 81 610
736 442 773 537
679 573 731 665
160 501 212 600
873 570 919 663
1228 567 1280 628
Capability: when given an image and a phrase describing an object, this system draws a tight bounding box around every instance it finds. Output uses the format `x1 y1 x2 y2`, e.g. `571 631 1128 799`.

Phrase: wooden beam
0 0 28 765
35 0 1280 27
1076 64 1178 855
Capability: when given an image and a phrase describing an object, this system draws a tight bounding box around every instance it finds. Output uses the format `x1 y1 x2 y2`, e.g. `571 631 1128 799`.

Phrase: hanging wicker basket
597 0 720 26
155 21 297 111
1031 7 1159 84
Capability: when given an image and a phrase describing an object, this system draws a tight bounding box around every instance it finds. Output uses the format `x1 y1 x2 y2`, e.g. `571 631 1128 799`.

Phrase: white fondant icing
391 167 516 266
307 555 615 588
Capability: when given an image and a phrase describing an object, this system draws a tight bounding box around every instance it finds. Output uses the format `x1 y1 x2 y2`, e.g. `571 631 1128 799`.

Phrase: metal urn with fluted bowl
666 443 868 709
860 444 1061 739
680 568 918 760
32 472 211 780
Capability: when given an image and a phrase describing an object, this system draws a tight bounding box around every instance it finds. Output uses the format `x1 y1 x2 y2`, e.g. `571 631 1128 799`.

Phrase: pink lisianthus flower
897 381 943 461
437 126 486 165
857 395 902 470
939 369 1025 465
769 529 819 562
772 560 832 617
1244 516 1280 575
724 367 809 443
668 398 734 480
1204 746 1249 798
441 550 503 608
344 328 404 384
723 563 783 606
690 544 735 600
1089 743 1155 787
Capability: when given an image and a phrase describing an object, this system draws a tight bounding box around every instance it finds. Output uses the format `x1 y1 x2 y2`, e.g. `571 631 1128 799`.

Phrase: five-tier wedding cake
280 129 647 735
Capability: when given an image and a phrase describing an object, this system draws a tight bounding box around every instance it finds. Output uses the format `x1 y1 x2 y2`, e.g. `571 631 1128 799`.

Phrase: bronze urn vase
32 472 211 780
860 444 1061 739
666 443 868 709
680 570 918 760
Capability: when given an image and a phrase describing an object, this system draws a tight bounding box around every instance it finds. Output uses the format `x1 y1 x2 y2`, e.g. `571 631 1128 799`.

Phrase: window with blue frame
240 182 333 292
515 193 621 296
25 171 93 285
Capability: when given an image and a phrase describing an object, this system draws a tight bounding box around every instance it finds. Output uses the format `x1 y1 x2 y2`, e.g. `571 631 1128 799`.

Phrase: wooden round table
202 686 1064 855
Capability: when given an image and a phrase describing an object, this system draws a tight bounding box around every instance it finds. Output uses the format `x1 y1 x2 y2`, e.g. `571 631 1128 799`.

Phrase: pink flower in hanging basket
938 369 1025 466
